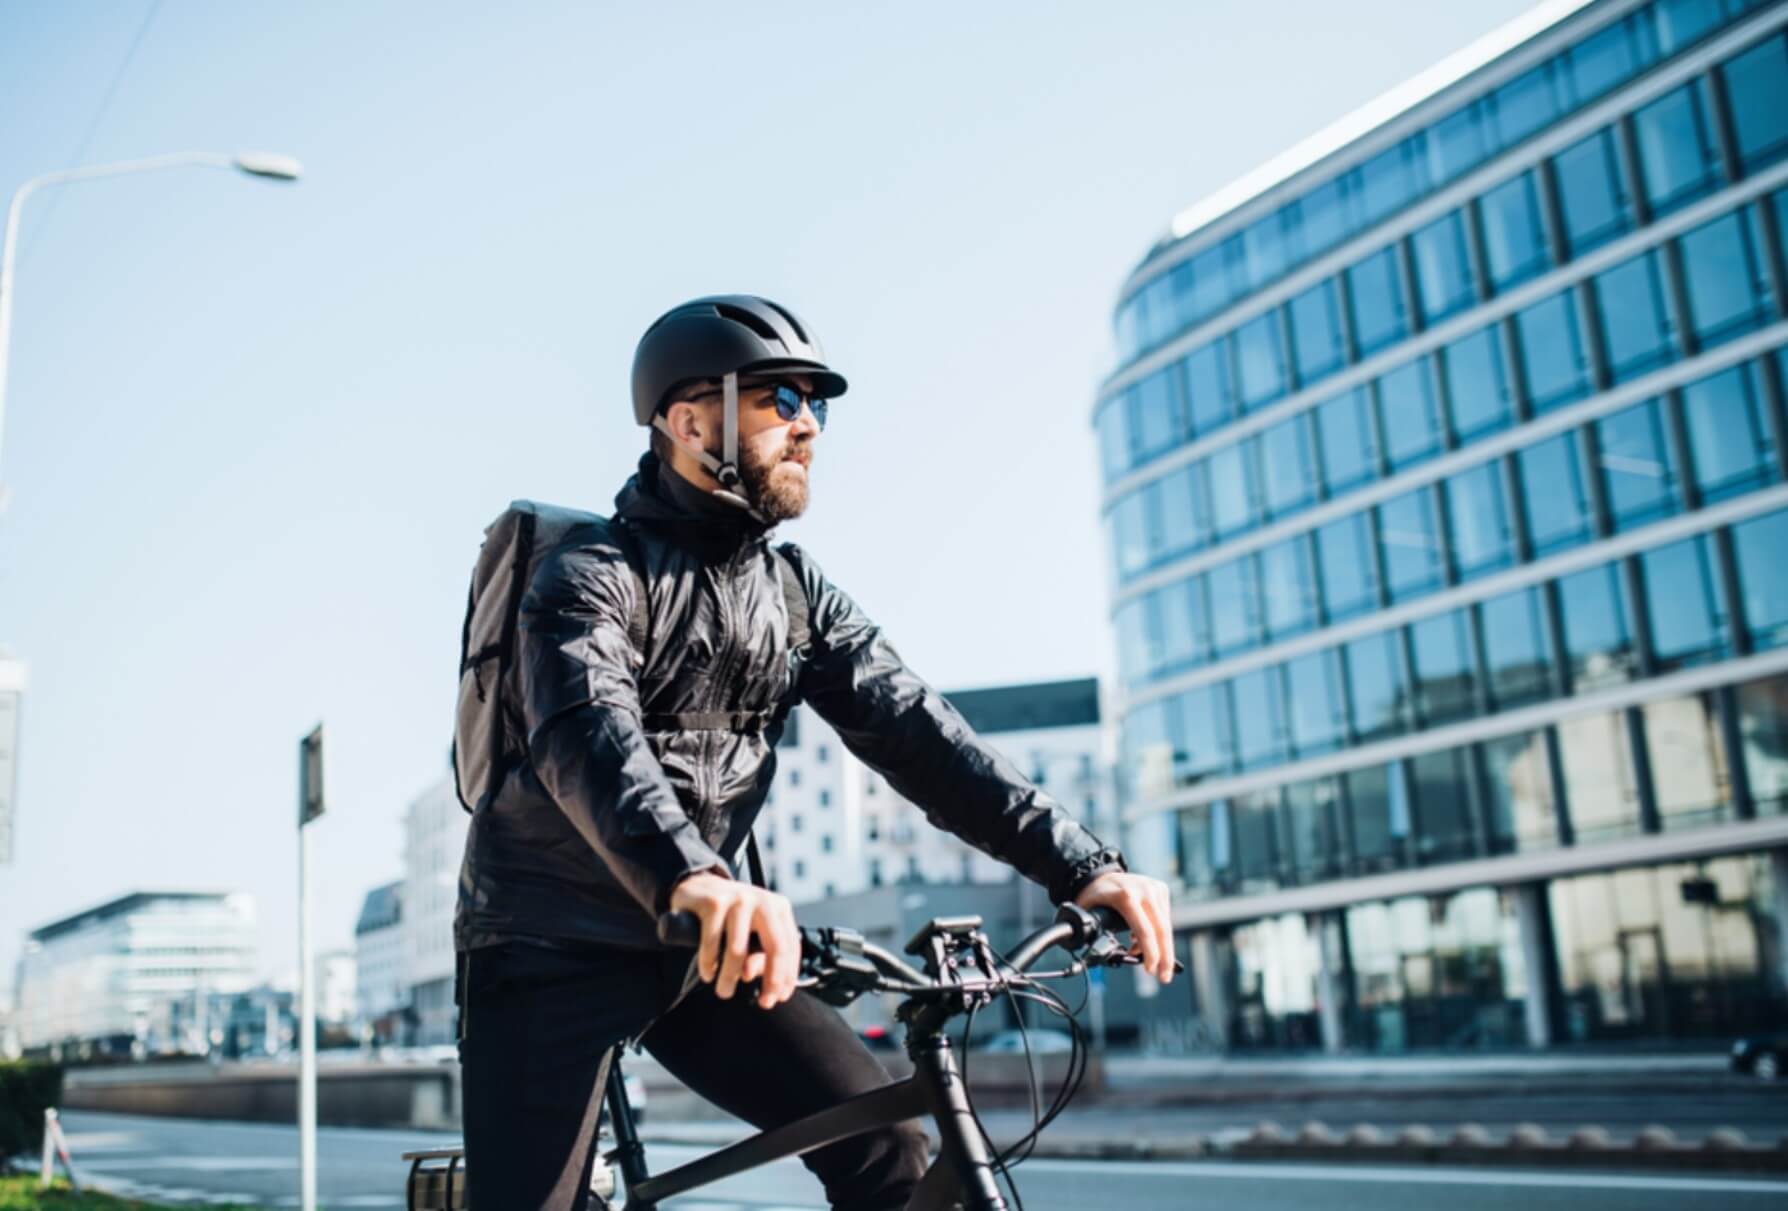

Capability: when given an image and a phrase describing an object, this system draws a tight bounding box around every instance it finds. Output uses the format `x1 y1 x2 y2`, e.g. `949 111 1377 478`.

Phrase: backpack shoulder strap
610 519 651 658
774 544 811 654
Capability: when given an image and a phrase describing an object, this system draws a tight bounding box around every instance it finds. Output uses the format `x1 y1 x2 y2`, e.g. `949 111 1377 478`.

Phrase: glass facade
1104 0 1788 1054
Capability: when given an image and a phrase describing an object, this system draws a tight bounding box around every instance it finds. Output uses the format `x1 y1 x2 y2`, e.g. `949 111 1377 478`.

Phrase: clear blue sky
0 1 1535 985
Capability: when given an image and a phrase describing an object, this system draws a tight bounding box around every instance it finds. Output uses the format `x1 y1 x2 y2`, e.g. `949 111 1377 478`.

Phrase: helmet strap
649 371 767 523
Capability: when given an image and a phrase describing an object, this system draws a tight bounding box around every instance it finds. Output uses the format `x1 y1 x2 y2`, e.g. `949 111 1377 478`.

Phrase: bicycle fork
909 1034 1008 1211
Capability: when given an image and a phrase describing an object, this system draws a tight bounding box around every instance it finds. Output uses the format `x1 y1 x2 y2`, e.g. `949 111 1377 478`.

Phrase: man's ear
664 399 713 447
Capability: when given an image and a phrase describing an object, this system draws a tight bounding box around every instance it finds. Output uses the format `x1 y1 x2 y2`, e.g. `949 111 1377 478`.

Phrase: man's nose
790 402 821 436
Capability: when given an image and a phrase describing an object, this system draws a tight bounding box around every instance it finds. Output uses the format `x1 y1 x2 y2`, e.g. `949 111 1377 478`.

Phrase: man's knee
811 1119 930 1207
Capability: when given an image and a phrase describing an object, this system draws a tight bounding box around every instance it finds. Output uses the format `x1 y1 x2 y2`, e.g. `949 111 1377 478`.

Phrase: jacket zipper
698 545 752 830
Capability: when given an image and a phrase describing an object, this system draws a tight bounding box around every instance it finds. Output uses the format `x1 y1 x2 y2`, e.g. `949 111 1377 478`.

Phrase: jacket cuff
1052 846 1128 905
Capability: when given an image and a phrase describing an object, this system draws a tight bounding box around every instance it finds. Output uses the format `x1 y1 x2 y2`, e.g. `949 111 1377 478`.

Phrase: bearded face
738 425 814 522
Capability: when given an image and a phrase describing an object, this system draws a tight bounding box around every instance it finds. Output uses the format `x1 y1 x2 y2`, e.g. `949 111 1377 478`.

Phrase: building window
1377 358 1443 471
1409 609 1478 727
1477 171 1550 292
1183 340 1234 436
1172 684 1233 784
1281 777 1342 881
1153 576 1210 677
1655 0 1725 55
1518 432 1594 556
1315 386 1380 495
1556 711 1643 843
1481 730 1559 852
1732 509 1788 650
1686 366 1779 506
1108 491 1150 581
1427 99 1489 183
1207 442 1261 540
1157 462 1210 558
793 860 806 879
1639 535 1727 670
1676 208 1774 350
1444 462 1514 582
1231 666 1287 771
1343 762 1410 871
818 789 832 808
1358 134 1427 224
1258 415 1316 519
1631 80 1723 216
869 859 883 887
789 769 801 787
1284 650 1344 756
1491 60 1563 145
1567 13 1647 104
790 813 803 834
1721 32 1788 173
1409 747 1479 864
1288 279 1347 386
1596 398 1680 531
1344 631 1408 742
1440 325 1512 442
1641 693 1733 831
1737 673 1788 816
816 745 829 764
820 834 834 853
1257 536 1316 640
1129 365 1184 462
1242 210 1290 286
1552 128 1632 257
1097 398 1130 480
1410 210 1476 325
1592 250 1677 383
1514 290 1591 414
1317 513 1379 621
1377 488 1443 604
1478 586 1554 709
1206 558 1260 657
1346 246 1410 357
1557 562 1637 691
1232 310 1288 412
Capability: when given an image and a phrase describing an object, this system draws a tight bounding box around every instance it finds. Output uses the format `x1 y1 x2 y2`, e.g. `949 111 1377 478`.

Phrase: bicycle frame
604 1024 1001 1210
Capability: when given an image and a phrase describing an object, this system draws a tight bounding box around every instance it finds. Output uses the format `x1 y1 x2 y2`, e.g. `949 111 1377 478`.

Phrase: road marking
1017 1158 1788 1193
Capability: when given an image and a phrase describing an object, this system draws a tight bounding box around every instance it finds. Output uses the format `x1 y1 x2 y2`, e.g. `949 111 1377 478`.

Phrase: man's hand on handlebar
1072 871 1176 984
669 869 801 1010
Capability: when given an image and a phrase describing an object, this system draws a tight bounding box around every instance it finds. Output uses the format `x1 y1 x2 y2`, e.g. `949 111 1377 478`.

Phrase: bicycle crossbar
628 1076 930 1205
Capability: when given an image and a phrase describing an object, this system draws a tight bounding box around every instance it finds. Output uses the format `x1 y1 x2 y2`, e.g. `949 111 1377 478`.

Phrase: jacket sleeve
785 545 1126 904
516 533 729 915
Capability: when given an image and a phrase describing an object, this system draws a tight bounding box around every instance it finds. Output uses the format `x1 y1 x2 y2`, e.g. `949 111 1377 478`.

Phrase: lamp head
233 153 303 182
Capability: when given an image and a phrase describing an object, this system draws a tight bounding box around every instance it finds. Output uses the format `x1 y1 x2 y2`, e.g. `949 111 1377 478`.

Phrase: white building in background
404 773 468 1045
13 891 257 1058
759 678 1113 904
354 880 405 1038
314 948 356 1028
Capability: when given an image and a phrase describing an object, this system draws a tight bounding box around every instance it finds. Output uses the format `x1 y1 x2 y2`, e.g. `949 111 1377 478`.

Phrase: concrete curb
635 1119 1788 1171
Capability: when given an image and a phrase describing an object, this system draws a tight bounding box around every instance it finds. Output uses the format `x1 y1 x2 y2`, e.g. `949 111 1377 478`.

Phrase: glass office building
1098 0 1788 1051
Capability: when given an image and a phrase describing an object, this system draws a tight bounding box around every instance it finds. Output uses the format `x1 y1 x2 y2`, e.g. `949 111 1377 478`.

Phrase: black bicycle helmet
630 294 848 425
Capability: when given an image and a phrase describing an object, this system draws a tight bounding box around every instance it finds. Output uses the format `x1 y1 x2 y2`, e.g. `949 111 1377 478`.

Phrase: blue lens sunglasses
685 379 828 430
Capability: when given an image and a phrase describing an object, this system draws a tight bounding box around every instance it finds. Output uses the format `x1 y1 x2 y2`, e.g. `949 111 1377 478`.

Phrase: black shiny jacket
454 454 1124 952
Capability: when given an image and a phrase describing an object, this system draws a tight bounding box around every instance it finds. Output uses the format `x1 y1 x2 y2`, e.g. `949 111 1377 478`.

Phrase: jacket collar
615 453 773 555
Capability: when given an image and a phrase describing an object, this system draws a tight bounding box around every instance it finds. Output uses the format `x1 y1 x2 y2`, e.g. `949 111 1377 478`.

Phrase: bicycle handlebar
654 902 1136 1001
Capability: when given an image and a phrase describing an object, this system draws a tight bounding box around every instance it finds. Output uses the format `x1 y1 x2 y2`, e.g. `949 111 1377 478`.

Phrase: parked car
974 1028 1074 1055
1731 1035 1787 1080
858 1024 899 1052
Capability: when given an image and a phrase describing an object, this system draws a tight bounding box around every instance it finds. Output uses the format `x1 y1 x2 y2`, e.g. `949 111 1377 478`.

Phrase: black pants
456 941 929 1210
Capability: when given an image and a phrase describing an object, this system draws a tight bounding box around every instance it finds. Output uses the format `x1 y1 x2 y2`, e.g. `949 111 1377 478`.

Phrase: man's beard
738 435 812 522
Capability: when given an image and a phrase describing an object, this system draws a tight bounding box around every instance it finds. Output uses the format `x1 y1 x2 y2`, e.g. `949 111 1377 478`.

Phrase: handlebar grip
1089 905 1129 934
657 910 702 948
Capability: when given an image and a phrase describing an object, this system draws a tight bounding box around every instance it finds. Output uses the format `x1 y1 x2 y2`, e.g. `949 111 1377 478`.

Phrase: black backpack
452 500 810 870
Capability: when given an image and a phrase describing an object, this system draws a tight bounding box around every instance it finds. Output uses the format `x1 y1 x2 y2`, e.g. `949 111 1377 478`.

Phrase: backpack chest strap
642 709 778 735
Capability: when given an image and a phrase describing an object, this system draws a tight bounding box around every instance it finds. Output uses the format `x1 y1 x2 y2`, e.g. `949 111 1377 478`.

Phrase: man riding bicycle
452 294 1175 1210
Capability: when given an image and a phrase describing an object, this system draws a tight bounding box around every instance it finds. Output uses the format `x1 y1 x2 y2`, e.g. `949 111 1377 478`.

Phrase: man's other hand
670 871 801 1010
1073 871 1176 983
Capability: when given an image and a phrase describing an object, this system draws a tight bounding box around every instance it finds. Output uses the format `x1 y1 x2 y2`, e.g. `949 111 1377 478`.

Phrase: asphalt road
54 1111 1788 1210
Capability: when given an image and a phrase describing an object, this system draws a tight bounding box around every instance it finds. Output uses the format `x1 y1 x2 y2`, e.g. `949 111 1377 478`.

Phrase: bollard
1704 1127 1749 1152
39 1109 51 1190
1565 1126 1612 1151
1508 1123 1549 1148
1296 1121 1335 1145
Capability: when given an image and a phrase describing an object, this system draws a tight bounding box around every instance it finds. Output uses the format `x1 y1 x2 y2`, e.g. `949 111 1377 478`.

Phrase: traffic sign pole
297 725 325 1211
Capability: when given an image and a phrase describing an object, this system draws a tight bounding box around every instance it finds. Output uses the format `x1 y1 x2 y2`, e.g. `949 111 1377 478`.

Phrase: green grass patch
0 1175 260 1210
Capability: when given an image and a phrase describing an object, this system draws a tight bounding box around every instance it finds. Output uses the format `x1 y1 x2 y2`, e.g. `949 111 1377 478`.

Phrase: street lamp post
0 149 302 495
